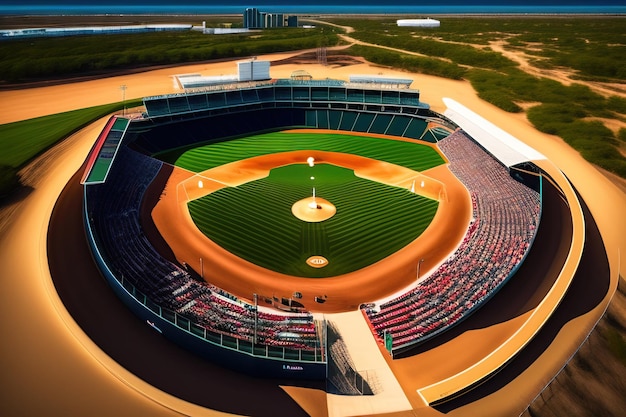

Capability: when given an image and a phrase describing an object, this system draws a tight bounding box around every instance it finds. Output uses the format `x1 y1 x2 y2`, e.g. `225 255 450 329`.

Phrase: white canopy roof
443 98 546 168
397 19 441 28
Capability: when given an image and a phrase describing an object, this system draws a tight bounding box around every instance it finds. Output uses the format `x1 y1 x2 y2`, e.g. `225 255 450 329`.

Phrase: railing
83 185 325 364
118 272 326 362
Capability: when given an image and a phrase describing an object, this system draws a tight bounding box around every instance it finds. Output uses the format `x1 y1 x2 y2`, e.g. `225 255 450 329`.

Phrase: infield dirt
151 145 471 313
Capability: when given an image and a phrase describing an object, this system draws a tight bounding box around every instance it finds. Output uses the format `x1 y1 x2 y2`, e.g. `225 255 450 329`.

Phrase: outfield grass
0 100 141 197
170 131 445 173
188 163 438 277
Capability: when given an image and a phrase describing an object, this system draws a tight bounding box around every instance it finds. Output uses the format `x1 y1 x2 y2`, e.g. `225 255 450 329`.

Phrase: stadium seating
363 130 541 352
86 146 321 352
136 92 440 155
105 80 538 358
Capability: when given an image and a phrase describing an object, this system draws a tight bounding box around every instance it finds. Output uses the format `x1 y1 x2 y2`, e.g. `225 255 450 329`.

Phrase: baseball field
149 128 468 312
1 42 624 417
171 131 442 278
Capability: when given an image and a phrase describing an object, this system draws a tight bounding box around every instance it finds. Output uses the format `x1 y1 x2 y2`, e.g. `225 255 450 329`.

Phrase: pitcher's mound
291 197 336 222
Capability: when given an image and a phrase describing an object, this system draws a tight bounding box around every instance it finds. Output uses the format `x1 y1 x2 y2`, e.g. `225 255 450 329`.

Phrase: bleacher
135 79 439 156
130 104 442 156
81 116 129 185
363 130 541 353
86 146 322 353
143 79 429 119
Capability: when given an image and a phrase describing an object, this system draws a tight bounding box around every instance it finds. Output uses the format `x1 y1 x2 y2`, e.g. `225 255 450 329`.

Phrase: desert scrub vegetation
335 20 518 72
510 19 626 82
331 16 626 82
329 16 626 179
463 65 626 178
345 44 466 80
0 27 339 83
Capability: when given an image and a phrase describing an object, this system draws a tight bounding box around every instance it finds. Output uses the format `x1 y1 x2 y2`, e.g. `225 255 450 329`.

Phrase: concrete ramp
326 311 412 417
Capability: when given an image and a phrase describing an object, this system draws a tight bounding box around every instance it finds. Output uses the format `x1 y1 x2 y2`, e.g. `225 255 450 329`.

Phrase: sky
3 0 625 5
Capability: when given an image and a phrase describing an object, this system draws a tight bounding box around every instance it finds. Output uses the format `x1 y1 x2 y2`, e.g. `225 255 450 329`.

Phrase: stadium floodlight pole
253 293 258 345
120 84 127 115
417 258 425 282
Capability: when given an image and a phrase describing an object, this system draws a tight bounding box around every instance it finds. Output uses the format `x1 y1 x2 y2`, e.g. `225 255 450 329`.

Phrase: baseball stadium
25 58 612 416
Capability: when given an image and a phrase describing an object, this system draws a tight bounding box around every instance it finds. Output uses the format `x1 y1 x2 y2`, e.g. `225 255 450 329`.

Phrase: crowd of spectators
86 146 321 353
364 130 541 351
87 127 540 356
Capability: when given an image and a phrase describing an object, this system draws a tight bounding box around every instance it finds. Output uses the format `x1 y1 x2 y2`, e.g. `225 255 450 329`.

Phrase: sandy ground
0 49 624 417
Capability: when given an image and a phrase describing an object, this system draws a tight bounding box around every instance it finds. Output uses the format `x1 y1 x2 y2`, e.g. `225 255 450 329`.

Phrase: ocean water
1 3 625 16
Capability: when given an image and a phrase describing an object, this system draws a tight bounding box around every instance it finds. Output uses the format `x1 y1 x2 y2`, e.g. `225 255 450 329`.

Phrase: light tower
119 84 127 115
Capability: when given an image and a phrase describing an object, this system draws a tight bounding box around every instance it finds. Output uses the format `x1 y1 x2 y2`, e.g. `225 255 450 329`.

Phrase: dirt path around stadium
1 49 625 417
152 147 470 313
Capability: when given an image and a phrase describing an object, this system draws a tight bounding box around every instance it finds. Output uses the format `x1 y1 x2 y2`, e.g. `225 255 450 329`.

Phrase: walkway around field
326 311 412 416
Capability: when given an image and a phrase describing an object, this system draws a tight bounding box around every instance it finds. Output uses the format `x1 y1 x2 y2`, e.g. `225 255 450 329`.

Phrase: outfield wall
128 106 443 155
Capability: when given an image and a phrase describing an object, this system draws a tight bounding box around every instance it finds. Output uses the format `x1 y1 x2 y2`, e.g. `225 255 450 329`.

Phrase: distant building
263 13 284 28
244 8 262 29
237 59 271 81
0 24 192 39
287 15 298 28
175 59 271 89
243 7 297 29
196 21 250 35
396 18 441 28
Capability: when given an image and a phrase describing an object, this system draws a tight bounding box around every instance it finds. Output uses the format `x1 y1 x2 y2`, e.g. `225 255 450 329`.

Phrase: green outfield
178 131 443 277
188 163 438 277
170 131 445 173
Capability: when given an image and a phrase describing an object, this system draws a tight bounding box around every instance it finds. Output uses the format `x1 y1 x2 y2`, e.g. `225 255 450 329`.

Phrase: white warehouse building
396 18 440 28
176 59 271 89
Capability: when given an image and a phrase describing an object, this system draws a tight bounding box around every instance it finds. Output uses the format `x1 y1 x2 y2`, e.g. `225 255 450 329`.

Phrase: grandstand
81 116 129 185
84 145 325 378
133 78 439 156
81 73 553 397
364 129 541 354
360 100 548 354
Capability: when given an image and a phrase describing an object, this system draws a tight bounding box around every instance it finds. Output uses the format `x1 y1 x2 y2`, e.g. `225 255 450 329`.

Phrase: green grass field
182 131 442 277
188 163 438 277
0 100 141 197
169 131 445 173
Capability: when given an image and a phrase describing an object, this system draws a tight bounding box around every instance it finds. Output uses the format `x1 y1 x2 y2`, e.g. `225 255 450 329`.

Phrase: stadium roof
443 98 546 168
177 74 240 89
273 78 345 87
349 75 413 87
